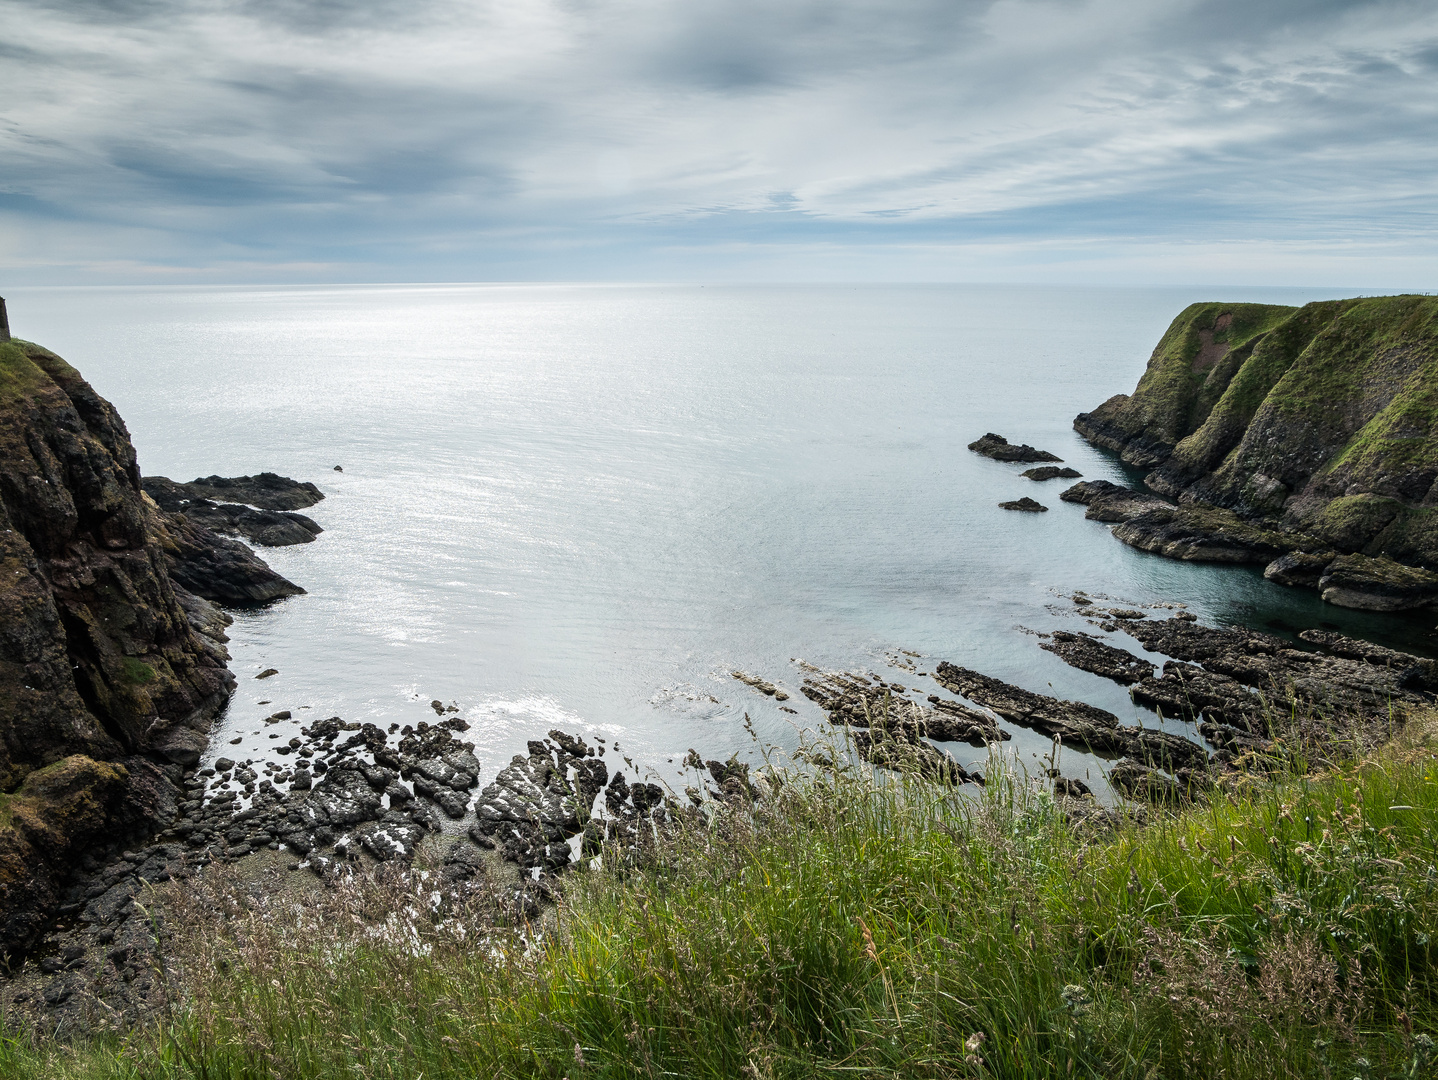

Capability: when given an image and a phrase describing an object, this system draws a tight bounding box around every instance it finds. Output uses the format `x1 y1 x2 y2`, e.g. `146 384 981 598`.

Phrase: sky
1 0 1436 285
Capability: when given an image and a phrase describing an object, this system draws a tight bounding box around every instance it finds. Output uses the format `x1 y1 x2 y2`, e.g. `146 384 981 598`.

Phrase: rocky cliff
1074 296 1438 609
0 338 241 955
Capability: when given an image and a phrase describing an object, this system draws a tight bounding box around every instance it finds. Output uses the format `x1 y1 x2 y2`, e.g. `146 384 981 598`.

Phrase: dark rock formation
1110 505 1300 564
169 473 323 512
1034 615 1434 777
1059 479 1172 522
470 732 606 871
1315 553 1438 612
1021 466 1082 481
998 497 1047 512
1263 550 1337 587
1074 296 1438 609
968 433 1062 463
799 669 1003 783
1040 631 1154 684
148 508 305 605
801 668 1007 746
143 476 323 547
0 338 237 957
933 662 1207 773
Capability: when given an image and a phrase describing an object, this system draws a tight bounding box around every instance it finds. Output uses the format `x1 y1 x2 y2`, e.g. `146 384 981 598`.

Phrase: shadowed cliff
0 338 241 955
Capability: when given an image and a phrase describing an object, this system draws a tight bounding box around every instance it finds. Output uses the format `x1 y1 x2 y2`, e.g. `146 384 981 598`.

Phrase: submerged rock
731 670 790 701
998 497 1047 512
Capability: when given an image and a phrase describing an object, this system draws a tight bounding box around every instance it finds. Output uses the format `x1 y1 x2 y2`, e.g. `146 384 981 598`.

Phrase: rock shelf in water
967 432 1062 463
143 475 323 548
1022 466 1082 481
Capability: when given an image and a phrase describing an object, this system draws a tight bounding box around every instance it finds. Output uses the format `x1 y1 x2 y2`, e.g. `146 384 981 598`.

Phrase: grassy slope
1085 303 1297 459
1167 300 1353 483
6 720 1438 1080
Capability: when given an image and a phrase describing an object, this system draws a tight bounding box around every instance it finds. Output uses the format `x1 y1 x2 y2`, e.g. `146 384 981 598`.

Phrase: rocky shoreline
7 314 1438 1040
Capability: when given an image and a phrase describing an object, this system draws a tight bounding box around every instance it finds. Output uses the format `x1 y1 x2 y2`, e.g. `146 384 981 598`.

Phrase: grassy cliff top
1078 295 1438 564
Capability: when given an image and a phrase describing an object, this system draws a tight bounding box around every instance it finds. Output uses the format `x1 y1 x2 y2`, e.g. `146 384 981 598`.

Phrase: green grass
1125 302 1297 447
7 720 1438 1080
118 658 156 687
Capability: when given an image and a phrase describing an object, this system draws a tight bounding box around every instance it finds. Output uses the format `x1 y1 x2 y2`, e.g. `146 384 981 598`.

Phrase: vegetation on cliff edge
5 713 1438 1080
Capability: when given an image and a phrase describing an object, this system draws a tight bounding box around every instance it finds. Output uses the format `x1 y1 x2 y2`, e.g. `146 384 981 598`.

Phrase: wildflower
574 1042 585 1066
964 1031 986 1068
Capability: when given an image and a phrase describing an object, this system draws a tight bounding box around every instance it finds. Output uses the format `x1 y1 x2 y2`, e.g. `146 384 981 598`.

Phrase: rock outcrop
142 476 323 548
0 338 240 956
1021 466 1082 481
998 497 1047 512
1074 297 1438 609
968 433 1062 463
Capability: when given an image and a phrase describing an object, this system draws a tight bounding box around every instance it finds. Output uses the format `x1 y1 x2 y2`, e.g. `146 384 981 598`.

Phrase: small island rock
967 433 1062 463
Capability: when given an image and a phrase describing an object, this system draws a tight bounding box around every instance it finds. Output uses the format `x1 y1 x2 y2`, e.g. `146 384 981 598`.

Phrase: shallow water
11 283 1434 791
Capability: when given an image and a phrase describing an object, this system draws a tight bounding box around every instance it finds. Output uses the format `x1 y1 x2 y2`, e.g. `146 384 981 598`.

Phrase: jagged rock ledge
1060 478 1438 611
3 718 766 1030
143 475 323 549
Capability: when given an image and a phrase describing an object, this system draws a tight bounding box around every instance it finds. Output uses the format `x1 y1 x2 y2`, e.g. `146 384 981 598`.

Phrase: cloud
0 0 1434 282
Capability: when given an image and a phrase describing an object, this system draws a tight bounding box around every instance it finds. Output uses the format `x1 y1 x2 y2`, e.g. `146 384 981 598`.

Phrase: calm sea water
11 284 1434 792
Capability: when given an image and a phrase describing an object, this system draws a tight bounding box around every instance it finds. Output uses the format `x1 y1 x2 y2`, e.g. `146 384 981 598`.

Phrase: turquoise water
11 284 1434 790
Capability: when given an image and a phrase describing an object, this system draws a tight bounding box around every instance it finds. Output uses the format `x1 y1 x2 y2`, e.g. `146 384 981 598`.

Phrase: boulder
1264 550 1338 587
1317 553 1438 611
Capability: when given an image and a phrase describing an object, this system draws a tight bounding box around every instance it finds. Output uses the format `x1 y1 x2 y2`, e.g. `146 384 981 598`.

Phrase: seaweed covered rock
1316 553 1438 611
1110 504 1301 564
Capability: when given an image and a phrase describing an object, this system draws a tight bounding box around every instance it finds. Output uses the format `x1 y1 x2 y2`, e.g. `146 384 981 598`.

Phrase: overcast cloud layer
2 0 1436 283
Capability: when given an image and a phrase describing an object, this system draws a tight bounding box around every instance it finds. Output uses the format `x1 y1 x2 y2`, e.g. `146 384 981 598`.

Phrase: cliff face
1074 297 1438 604
0 338 235 954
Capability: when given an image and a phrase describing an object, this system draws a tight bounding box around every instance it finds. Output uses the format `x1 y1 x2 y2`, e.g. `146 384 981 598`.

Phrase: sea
11 283 1435 795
